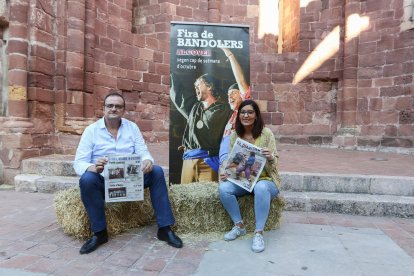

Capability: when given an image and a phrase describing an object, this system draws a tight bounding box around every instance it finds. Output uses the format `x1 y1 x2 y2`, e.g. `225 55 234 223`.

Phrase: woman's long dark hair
235 100 264 139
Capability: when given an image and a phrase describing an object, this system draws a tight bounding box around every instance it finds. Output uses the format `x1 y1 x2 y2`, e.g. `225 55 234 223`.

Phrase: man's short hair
228 83 239 91
104 90 125 106
197 73 220 99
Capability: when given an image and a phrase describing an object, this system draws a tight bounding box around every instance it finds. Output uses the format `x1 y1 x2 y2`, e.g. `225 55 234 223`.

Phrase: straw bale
54 187 154 239
169 182 285 234
54 182 284 240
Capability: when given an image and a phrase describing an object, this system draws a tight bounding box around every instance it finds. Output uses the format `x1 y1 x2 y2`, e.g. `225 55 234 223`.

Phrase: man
170 73 232 183
73 90 182 254
219 48 251 168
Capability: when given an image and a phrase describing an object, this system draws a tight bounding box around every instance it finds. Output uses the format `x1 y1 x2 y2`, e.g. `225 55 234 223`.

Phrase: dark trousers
79 165 175 233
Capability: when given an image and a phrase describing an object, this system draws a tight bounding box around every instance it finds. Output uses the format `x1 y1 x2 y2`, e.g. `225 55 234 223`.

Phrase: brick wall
0 0 413 184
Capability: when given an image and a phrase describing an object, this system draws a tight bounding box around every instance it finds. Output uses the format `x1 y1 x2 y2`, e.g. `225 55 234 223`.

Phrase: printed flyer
104 154 143 202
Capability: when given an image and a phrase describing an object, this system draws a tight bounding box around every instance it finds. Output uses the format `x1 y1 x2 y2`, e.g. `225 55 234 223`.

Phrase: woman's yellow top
229 127 281 188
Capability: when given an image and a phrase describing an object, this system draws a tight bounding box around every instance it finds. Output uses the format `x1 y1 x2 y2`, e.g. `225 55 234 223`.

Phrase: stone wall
0 0 413 184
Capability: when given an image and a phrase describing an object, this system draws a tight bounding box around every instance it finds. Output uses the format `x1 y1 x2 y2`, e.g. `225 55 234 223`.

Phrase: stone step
15 174 79 193
21 155 76 176
14 166 169 194
283 191 414 218
280 172 414 197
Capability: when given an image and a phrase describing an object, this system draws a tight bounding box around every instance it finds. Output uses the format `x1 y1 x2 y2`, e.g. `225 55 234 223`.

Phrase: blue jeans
219 180 279 231
79 165 175 233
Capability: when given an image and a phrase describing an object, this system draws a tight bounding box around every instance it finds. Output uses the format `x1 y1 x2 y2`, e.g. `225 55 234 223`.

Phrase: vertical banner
170 22 250 184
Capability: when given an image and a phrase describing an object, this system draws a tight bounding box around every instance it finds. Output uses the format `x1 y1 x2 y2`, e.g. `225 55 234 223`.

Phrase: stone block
21 155 77 176
14 174 43 192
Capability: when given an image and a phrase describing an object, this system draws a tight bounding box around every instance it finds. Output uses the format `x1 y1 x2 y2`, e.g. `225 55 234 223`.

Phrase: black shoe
79 231 108 254
157 229 183 248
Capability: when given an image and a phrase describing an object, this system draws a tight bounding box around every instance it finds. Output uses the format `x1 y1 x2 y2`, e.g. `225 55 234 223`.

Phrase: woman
219 99 281 253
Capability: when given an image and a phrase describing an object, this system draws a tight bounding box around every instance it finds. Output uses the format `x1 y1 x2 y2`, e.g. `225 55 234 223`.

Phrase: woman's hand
261 147 274 162
218 166 228 182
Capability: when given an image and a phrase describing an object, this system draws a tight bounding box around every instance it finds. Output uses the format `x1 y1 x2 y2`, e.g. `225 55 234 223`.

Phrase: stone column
8 0 29 118
335 0 361 145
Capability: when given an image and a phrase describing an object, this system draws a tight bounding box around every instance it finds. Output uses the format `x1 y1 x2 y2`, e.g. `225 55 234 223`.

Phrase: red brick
398 125 414 137
106 53 119 66
377 35 394 52
30 57 54 75
33 29 54 46
139 48 154 61
341 111 356 126
386 48 414 65
67 1 86 20
107 25 119 40
67 30 85 52
369 98 382 111
31 45 54 61
9 24 28 38
155 22 169 33
65 103 84 117
382 98 397 111
373 77 393 87
10 4 29 23
34 11 53 33
28 73 53 89
66 67 84 90
357 79 372 88
140 92 159 103
143 73 161 84
380 86 411 97
396 97 413 110
8 40 28 54
370 111 398 124
359 53 386 67
384 125 398 136
360 125 385 136
117 78 133 91
95 74 117 88
120 29 133 45
357 67 382 79
94 19 107 36
175 6 193 18
357 98 368 112
394 75 413 85
119 56 134 70
9 54 27 70
383 63 403 77
28 88 54 103
8 100 28 117
36 0 54 15
98 37 113 52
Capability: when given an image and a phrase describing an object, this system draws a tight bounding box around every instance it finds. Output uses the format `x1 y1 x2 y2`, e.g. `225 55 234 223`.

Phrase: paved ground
151 142 414 177
1 144 414 275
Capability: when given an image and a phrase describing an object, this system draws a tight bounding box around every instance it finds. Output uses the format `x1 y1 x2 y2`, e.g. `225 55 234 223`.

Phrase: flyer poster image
169 22 250 184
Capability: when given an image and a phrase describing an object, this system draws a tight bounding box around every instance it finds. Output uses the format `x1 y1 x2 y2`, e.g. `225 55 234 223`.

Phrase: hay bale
54 182 285 239
54 187 154 239
169 182 285 234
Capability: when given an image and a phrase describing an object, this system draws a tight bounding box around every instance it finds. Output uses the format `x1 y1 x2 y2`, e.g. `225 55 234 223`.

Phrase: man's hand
87 157 108 173
142 159 153 174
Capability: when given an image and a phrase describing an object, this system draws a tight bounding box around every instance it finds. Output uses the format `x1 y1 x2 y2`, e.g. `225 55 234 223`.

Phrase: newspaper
104 154 144 202
224 138 266 192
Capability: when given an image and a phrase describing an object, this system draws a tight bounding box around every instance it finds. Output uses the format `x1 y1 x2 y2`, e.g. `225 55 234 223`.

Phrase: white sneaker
224 225 247 241
251 233 265 253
